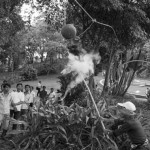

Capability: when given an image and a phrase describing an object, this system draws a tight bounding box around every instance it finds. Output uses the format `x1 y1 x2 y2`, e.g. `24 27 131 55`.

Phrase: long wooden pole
82 78 106 130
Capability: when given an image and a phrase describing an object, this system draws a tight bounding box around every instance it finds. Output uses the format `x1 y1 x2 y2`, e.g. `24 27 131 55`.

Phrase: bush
3 73 22 85
11 101 117 150
58 73 87 107
20 65 38 81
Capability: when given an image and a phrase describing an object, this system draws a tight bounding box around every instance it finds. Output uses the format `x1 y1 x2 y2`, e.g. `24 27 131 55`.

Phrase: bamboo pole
82 78 106 130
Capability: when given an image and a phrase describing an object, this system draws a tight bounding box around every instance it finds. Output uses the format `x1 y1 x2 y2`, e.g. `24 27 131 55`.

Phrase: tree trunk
111 45 142 97
101 49 115 96
121 48 142 96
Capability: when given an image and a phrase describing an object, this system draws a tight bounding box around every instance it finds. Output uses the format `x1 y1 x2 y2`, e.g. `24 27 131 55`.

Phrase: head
16 83 23 92
51 88 54 92
116 101 136 119
39 81 41 83
25 85 30 92
3 83 11 93
3 80 7 84
57 89 61 93
43 86 46 90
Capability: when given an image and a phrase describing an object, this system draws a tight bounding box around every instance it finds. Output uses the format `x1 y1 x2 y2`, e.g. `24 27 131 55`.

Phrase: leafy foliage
11 97 117 150
20 65 38 81
58 73 87 106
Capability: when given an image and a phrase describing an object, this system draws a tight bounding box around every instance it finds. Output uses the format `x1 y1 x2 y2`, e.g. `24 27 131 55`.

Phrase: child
104 101 150 150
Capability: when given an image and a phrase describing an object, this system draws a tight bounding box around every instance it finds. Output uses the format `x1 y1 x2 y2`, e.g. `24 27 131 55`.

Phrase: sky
20 1 44 26
20 0 67 26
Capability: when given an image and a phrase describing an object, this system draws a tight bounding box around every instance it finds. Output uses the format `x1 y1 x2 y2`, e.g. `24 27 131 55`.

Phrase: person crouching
104 101 150 150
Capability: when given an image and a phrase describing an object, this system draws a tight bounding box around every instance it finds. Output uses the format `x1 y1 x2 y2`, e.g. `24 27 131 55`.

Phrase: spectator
39 86 47 104
21 85 33 116
48 88 56 104
36 81 42 96
10 83 24 130
30 86 36 106
55 89 62 101
0 83 14 139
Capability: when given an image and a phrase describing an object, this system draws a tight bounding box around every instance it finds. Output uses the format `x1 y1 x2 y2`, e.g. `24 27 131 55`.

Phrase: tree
66 0 150 96
0 0 25 71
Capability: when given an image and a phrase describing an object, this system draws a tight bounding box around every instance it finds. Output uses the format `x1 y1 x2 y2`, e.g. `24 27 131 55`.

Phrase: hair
16 83 23 87
43 86 46 89
3 83 11 88
51 88 54 90
3 80 7 84
25 85 30 88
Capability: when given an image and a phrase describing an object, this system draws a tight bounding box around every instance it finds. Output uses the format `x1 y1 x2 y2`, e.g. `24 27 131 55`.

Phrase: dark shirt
39 90 47 99
112 119 146 145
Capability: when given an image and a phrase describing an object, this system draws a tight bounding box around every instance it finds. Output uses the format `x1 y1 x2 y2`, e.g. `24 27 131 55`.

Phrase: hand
104 129 112 135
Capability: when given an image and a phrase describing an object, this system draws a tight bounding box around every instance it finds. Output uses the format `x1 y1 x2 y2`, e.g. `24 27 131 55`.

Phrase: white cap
117 101 136 112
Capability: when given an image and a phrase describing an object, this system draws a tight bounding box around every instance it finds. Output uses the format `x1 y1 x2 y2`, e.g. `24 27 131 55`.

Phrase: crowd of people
0 80 62 139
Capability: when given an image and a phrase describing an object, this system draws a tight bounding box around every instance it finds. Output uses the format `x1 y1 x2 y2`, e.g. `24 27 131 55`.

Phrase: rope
74 0 118 40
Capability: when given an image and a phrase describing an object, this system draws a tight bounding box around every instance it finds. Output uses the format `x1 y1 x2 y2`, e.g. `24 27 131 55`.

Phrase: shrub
58 73 87 107
11 101 117 150
20 65 38 81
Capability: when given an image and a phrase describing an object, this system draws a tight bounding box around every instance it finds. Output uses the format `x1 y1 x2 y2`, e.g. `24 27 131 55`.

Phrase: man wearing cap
104 101 150 150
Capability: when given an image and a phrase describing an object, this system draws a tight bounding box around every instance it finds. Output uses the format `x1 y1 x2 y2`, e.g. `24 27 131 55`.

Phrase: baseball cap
117 101 136 112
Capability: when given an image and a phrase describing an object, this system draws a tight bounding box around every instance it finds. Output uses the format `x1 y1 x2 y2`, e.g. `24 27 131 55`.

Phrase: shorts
0 113 10 130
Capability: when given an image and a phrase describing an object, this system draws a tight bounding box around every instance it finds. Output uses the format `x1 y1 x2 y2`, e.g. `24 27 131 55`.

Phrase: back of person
126 119 146 145
39 86 47 104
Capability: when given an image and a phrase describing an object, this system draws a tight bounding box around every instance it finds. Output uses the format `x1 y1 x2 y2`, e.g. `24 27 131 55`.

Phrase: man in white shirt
21 85 33 116
10 83 24 130
0 83 14 139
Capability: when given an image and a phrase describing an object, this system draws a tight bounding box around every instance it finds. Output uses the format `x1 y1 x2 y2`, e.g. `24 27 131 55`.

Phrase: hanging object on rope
61 24 77 40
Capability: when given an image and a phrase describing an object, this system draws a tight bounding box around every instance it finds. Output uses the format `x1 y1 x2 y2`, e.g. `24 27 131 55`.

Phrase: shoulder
114 119 125 124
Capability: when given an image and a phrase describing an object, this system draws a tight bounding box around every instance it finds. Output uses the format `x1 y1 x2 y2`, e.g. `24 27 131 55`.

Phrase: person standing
30 86 36 107
10 83 24 130
21 85 33 116
0 83 14 139
39 86 47 104
48 88 56 104
37 81 42 96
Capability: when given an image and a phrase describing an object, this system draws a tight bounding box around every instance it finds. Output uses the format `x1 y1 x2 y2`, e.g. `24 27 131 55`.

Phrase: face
117 106 132 118
17 85 23 92
3 86 10 93
25 86 30 92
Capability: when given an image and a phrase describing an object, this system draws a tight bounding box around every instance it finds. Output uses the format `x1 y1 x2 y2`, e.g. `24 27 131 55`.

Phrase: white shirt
38 83 42 88
21 92 33 109
11 91 24 111
31 91 36 98
49 92 56 100
0 92 12 114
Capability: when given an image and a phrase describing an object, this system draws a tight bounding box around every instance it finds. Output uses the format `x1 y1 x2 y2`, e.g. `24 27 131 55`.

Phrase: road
94 74 150 98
